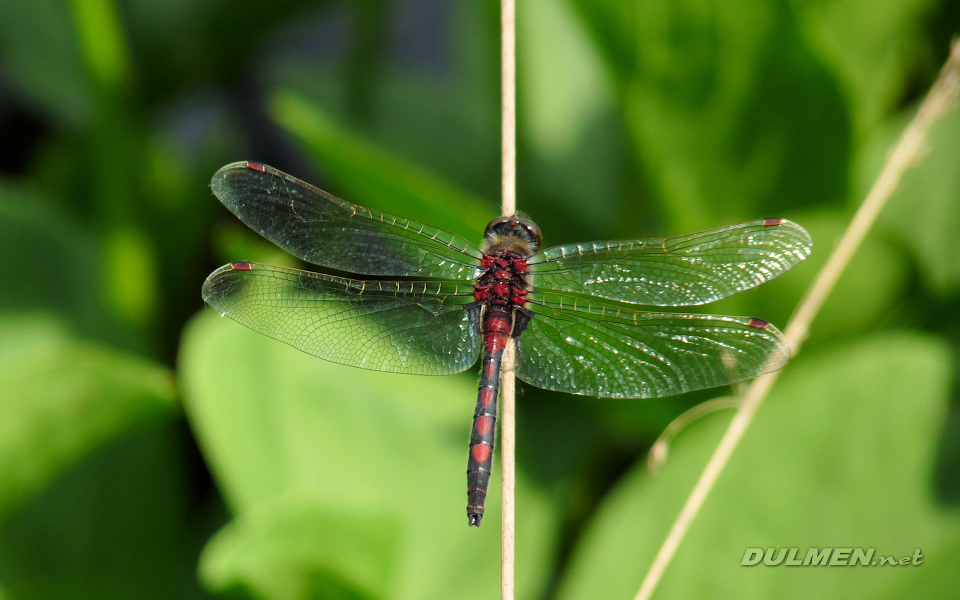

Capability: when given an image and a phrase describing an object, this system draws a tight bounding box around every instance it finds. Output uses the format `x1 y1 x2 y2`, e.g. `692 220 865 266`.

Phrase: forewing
212 162 482 280
529 219 811 306
516 293 790 398
202 262 480 375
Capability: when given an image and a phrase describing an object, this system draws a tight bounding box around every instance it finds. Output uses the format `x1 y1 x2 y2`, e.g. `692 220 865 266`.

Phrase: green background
1 0 959 598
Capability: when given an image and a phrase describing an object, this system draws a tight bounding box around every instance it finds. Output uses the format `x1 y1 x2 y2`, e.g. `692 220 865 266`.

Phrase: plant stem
501 1 517 599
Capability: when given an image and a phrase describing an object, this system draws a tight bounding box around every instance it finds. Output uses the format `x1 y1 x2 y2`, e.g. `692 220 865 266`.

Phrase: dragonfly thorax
474 250 531 309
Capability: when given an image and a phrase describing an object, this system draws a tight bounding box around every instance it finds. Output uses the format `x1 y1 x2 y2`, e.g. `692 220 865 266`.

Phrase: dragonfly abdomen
467 322 506 527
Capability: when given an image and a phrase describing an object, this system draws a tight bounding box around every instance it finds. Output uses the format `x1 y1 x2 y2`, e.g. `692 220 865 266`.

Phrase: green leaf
0 0 93 127
69 0 133 92
516 0 627 237
873 103 960 298
569 0 848 232
201 494 399 600
262 2 501 205
269 90 493 243
0 181 115 341
518 0 613 160
556 332 957 599
790 0 939 136
0 313 177 523
180 310 559 600
0 419 213 600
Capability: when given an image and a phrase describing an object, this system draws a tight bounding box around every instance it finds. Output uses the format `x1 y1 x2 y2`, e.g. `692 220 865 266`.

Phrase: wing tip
201 262 252 308
210 160 271 191
759 217 813 258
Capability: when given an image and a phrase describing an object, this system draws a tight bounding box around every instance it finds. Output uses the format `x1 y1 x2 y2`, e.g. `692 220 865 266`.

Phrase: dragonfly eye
516 218 542 250
484 217 512 238
484 216 542 251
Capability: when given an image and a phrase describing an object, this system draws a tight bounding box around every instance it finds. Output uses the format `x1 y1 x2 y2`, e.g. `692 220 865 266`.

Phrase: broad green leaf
790 0 939 136
0 0 93 127
0 419 212 600
557 332 958 599
516 0 626 236
180 310 558 600
872 104 960 298
0 313 177 523
269 90 493 243
201 494 399 600
519 0 612 160
569 0 848 232
0 181 116 341
262 2 502 206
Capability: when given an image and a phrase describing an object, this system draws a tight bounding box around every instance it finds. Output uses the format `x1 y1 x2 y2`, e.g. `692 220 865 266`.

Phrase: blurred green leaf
104 226 159 327
516 0 627 238
0 313 177 523
872 103 960 298
790 0 939 136
570 0 849 232
201 494 398 600
69 0 132 92
0 180 116 340
180 310 559 600
0 0 93 127
556 332 957 599
0 418 214 600
519 0 612 161
270 90 494 242
264 2 502 203
210 220 301 270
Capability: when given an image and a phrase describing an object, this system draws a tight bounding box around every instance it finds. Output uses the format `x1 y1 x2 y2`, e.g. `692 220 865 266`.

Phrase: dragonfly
202 161 812 527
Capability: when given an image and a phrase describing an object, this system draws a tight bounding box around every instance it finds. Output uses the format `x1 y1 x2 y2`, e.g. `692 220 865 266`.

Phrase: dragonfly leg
512 306 534 337
464 301 484 336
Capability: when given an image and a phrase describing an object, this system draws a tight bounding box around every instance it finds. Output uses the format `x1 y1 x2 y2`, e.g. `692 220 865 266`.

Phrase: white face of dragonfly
482 215 542 256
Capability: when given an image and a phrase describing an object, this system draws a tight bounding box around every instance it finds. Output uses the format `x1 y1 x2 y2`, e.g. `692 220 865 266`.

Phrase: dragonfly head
483 215 542 254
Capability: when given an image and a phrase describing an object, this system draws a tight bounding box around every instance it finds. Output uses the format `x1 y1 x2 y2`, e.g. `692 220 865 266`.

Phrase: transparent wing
516 292 790 398
212 162 483 280
202 261 480 375
529 219 811 306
